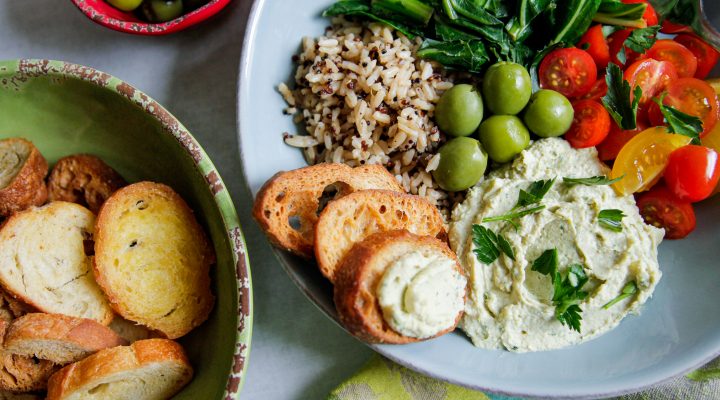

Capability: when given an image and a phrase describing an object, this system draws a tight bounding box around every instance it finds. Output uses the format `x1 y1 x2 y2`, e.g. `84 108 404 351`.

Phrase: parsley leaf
616 25 660 64
471 224 515 264
652 94 703 145
602 281 638 309
598 209 625 232
515 179 555 209
602 63 642 130
563 175 624 186
531 251 589 332
482 205 545 224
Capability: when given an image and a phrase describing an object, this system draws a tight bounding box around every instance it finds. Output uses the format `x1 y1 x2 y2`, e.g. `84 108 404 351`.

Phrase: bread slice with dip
334 230 466 344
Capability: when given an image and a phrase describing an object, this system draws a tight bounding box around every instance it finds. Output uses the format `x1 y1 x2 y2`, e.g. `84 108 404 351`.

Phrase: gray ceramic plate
238 1 720 398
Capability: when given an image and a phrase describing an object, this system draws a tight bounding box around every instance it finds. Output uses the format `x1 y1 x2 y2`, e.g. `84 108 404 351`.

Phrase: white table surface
0 1 374 399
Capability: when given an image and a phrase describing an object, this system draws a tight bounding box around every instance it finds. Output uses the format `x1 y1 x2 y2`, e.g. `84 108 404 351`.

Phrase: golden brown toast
48 155 126 214
252 163 402 258
0 138 48 217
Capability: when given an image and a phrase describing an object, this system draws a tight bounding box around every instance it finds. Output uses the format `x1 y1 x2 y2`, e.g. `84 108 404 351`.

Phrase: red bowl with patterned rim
70 0 232 35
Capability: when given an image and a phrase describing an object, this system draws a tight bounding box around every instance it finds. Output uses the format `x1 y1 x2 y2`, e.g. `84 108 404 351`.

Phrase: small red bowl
71 0 232 35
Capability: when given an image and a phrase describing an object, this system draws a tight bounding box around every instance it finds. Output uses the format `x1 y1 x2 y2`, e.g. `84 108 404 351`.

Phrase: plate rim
235 2 720 398
0 58 254 400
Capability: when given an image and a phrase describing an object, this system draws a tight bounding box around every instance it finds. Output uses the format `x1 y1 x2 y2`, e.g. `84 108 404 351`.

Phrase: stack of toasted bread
254 163 467 344
0 138 213 399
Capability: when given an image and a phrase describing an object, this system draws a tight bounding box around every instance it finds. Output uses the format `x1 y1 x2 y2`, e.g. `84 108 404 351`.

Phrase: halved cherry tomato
646 40 698 78
664 145 720 202
578 25 610 70
621 0 658 27
661 20 692 34
647 77 720 137
674 34 720 79
582 78 608 100
565 100 611 148
610 127 692 195
623 59 678 106
702 122 720 196
608 29 646 67
596 121 646 161
539 48 598 98
636 184 696 239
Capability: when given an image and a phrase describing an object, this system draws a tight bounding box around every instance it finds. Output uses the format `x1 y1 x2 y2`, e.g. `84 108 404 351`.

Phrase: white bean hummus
377 251 466 339
450 138 664 352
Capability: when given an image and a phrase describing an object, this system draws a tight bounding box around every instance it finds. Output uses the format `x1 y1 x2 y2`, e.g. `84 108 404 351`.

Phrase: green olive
523 90 574 138
477 115 530 163
432 137 488 192
434 84 484 137
142 0 184 22
482 62 532 115
106 0 143 11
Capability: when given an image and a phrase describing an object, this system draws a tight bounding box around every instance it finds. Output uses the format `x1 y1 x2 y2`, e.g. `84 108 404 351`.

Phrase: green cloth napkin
328 355 720 400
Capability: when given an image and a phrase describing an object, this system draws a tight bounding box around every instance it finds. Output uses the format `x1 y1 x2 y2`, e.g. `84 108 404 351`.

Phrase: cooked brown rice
279 18 457 215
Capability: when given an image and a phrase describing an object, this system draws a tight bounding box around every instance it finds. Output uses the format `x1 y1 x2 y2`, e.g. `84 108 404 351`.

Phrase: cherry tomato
539 48 598 98
578 25 610 70
621 0 658 27
582 78 608 100
674 34 720 79
624 59 678 106
661 20 692 34
702 122 720 196
565 100 611 148
596 121 645 161
646 40 698 78
664 145 720 202
636 184 696 239
610 127 692 195
647 78 720 137
608 29 646 67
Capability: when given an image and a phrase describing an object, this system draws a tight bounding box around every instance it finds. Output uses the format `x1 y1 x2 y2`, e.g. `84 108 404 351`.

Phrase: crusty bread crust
252 163 402 258
94 182 215 339
334 230 465 344
48 155 126 214
3 314 127 364
0 320 58 393
314 190 446 282
46 339 192 400
0 139 48 217
0 202 114 325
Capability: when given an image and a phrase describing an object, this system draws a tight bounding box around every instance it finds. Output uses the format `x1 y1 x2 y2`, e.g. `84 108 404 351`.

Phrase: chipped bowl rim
0 58 253 399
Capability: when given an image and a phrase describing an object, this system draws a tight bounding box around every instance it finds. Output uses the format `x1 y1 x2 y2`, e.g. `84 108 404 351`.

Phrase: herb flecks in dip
449 138 663 352
377 251 466 339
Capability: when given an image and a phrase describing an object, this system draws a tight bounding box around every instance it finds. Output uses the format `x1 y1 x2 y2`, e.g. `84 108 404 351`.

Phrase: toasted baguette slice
108 316 157 343
48 155 127 214
314 190 446 282
0 391 41 399
334 230 465 344
0 202 113 324
0 320 58 393
253 163 402 258
0 288 33 325
94 182 215 339
46 339 192 400
0 138 48 216
3 314 127 364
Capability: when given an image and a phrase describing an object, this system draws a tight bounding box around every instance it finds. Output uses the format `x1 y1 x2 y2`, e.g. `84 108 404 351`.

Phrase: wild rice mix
279 18 458 216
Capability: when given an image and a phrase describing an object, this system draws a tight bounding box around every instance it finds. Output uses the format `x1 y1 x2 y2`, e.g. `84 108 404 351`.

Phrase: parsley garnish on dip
449 138 663 352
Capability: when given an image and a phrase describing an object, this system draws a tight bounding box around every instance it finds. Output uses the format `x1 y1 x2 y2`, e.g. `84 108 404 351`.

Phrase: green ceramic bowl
0 59 252 399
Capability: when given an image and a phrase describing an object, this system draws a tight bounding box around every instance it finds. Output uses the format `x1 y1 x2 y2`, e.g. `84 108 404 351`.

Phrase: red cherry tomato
647 77 720 137
621 0 658 27
646 39 698 78
664 145 720 202
565 100 612 148
636 184 696 239
578 25 610 70
581 78 608 100
673 34 720 79
661 20 692 34
596 121 646 161
624 59 678 106
539 48 598 98
608 29 646 67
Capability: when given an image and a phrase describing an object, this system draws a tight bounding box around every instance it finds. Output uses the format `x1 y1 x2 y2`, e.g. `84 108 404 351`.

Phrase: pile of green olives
431 62 574 192
107 0 209 23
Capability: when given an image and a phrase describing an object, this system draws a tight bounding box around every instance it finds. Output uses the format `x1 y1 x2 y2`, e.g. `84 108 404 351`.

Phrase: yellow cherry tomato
706 78 720 95
611 127 692 195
